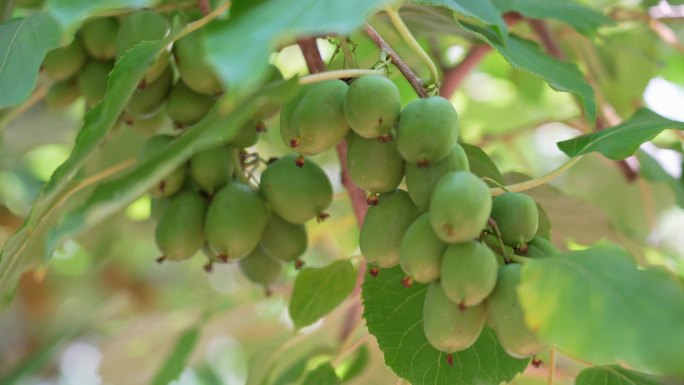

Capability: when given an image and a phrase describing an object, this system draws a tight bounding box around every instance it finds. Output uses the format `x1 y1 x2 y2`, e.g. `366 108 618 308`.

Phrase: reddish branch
440 45 491 98
197 0 211 15
363 24 429 98
297 38 369 342
529 19 639 181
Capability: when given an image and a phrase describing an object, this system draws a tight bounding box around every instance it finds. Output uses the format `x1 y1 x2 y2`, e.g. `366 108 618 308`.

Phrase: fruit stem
509 254 531 264
174 2 230 41
232 149 251 185
339 38 358 69
489 157 581 196
487 218 510 264
383 6 440 87
547 347 556 385
299 69 385 85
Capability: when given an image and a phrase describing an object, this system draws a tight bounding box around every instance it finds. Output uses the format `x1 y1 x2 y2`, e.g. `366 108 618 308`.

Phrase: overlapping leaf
491 0 613 35
410 0 507 41
557 109 684 160
575 365 665 385
363 266 529 385
289 260 357 330
204 0 394 95
462 23 596 123
519 246 684 378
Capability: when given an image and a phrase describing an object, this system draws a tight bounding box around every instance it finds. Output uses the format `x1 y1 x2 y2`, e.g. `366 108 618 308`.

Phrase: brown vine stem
439 45 491 98
363 24 429 98
296 37 368 343
530 19 638 182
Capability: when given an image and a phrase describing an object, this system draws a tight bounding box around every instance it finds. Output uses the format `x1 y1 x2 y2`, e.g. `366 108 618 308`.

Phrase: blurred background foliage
1 0 684 384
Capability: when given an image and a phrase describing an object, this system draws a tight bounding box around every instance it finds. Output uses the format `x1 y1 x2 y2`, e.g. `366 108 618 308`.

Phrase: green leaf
535 202 551 239
490 0 613 35
46 79 299 256
462 23 596 124
337 345 369 382
637 150 684 208
0 13 62 108
518 246 684 378
45 41 165 195
557 109 684 160
46 0 161 32
0 41 165 306
301 363 341 385
150 325 201 385
362 266 528 385
410 0 507 41
205 0 393 95
461 143 505 185
289 260 357 330
575 365 666 385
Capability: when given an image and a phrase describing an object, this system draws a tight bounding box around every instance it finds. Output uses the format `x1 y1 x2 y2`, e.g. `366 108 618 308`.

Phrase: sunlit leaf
575 365 666 385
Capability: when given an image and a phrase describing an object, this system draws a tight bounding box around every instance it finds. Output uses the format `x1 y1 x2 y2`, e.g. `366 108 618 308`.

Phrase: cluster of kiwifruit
42 10 220 128
282 76 559 360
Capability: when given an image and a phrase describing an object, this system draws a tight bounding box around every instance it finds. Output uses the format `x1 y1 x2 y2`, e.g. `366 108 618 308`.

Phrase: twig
439 44 491 98
174 2 229 41
530 19 639 182
297 38 369 343
0 83 48 131
489 157 581 196
548 346 556 385
363 24 429 98
383 6 439 86
197 0 211 15
299 69 384 85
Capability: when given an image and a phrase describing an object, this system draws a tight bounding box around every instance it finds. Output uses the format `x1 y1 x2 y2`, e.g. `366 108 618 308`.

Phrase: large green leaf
462 23 596 124
575 365 665 385
410 0 507 41
204 0 393 95
518 246 684 378
491 0 613 35
301 363 341 385
362 266 528 385
289 260 357 330
0 41 164 306
637 150 684 208
46 0 161 32
0 13 61 108
557 109 684 160
150 325 201 385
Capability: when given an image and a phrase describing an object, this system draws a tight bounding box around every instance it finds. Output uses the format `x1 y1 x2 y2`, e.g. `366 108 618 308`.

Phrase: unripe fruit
126 65 173 117
343 75 401 138
239 246 282 287
283 80 349 155
189 146 235 194
430 171 491 244
165 81 215 127
231 121 260 148
205 182 268 260
139 135 186 198
423 282 486 353
440 241 498 307
491 192 539 248
260 154 333 224
46 79 80 110
486 263 548 358
173 30 223 95
81 17 119 60
399 213 446 284
155 190 207 261
116 11 170 83
279 89 306 148
525 236 558 259
406 143 469 211
78 60 114 106
347 133 405 194
260 214 307 263
43 38 87 81
360 190 420 268
396 96 459 165
150 197 169 222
